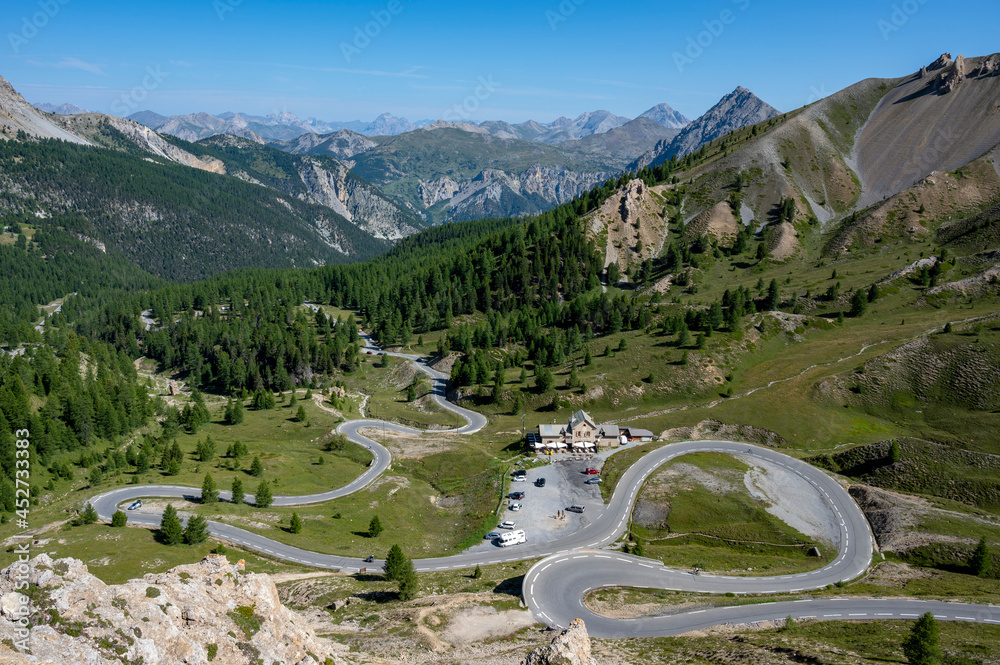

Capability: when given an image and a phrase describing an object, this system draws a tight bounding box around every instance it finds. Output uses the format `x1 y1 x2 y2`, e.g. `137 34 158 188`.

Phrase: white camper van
497 529 527 547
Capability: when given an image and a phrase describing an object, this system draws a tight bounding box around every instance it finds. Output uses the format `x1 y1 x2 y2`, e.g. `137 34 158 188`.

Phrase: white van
497 529 527 547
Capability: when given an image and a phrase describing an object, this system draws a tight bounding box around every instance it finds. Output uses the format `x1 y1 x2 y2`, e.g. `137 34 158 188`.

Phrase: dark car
536 478 546 487
513 469 527 478
363 555 375 563
509 492 525 500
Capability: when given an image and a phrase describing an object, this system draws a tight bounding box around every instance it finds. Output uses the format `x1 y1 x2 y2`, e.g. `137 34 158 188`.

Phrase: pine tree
250 456 264 477
850 289 868 317
406 384 416 402
111 510 127 527
289 512 303 534
677 325 690 348
369 515 384 538
254 480 273 508
971 536 992 577
764 279 780 311
867 283 881 303
890 440 901 464
166 457 181 476
80 502 98 525
295 405 307 422
160 504 183 545
196 436 216 462
383 544 406 581
183 514 209 544
902 612 942 665
397 558 419 601
583 346 592 366
88 467 102 487
230 477 245 505
510 392 523 416
472 564 482 579
225 398 244 425
201 472 218 504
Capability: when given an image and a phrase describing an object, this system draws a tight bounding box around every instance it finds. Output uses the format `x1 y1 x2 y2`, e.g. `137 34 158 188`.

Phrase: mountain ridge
630 86 781 170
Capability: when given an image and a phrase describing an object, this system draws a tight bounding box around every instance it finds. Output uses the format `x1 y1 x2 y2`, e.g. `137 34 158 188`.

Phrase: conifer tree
254 480 273 508
971 536 992 577
902 612 941 665
383 544 406 581
201 472 218 504
230 477 245 505
369 515 384 538
183 514 209 544
397 558 419 601
160 504 183 545
80 502 98 525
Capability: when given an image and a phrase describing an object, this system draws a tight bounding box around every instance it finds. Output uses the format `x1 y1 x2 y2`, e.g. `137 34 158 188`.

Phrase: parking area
463 455 609 553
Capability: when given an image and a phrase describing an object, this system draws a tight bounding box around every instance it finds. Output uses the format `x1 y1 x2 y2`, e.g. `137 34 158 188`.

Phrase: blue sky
4 0 998 123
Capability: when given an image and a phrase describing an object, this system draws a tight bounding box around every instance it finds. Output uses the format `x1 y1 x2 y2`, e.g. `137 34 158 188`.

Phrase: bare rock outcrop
523 619 595 665
0 554 343 665
929 53 953 70
975 53 1000 77
939 54 966 94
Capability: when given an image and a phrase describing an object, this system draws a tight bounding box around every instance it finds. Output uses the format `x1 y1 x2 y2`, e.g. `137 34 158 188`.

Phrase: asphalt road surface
86 344 1000 637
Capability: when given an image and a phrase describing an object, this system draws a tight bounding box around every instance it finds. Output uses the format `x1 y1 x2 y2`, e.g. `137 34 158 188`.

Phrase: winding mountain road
87 340 1000 637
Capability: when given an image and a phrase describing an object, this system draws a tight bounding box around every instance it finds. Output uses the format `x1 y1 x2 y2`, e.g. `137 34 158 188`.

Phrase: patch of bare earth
361 427 462 459
685 200 740 242
659 420 787 447
849 484 986 553
765 221 800 261
862 560 935 588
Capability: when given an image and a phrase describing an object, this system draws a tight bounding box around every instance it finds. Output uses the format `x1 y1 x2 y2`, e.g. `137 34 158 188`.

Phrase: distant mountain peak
629 87 780 170
638 103 691 129
33 102 91 115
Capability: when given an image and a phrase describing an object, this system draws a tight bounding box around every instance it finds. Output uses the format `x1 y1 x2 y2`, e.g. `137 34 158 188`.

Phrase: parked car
499 520 516 529
484 531 501 539
513 469 527 477
509 503 522 511
566 504 586 513
509 492 525 500
585 477 603 484
511 476 526 482
128 500 142 510
585 467 600 475
536 478 546 487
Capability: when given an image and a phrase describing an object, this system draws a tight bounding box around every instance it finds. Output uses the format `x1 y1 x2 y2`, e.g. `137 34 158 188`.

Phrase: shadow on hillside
351 590 396 604
493 575 524 597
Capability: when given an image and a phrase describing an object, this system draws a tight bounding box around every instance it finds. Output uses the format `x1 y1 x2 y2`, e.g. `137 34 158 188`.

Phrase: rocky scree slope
0 75 90 145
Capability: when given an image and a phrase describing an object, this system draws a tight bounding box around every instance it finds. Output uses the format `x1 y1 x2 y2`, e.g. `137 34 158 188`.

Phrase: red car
585 468 600 475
